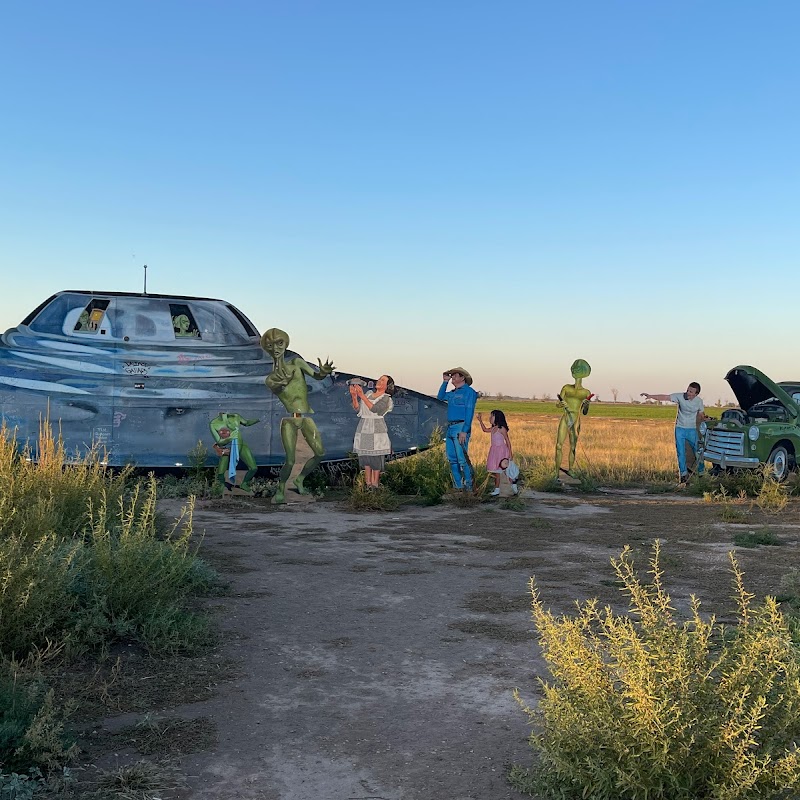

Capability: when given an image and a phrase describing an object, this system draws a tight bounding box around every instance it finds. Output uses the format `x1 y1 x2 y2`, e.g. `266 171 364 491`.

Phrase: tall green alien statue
261 328 335 504
555 358 593 477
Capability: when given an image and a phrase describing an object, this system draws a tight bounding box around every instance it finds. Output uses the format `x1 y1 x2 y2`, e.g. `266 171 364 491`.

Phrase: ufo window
226 304 259 337
73 299 110 334
169 304 201 339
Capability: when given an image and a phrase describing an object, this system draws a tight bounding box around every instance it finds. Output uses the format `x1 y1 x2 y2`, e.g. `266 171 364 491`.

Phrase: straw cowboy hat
446 367 473 386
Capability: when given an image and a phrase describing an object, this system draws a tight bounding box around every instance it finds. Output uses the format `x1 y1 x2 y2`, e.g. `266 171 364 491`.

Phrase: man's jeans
675 426 703 477
446 427 473 489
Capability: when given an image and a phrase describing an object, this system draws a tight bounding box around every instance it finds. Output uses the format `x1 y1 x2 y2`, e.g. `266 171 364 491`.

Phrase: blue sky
1 1 797 403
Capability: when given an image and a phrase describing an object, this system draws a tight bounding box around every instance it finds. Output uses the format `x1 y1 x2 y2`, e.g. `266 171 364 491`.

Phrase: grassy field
476 398 725 420
469 411 681 485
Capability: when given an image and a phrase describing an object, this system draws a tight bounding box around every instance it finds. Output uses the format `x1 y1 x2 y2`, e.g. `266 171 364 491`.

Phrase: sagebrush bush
86 477 213 653
156 473 214 500
384 441 451 502
347 477 400 511
0 425 216 656
0 535 81 656
383 428 500 501
693 466 799 502
755 472 789 512
0 668 76 772
513 541 800 800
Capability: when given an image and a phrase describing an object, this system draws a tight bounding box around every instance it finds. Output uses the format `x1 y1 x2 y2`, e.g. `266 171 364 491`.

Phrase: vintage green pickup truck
699 365 800 480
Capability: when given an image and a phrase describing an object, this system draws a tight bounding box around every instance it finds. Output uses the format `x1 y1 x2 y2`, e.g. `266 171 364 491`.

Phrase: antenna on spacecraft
143 264 148 295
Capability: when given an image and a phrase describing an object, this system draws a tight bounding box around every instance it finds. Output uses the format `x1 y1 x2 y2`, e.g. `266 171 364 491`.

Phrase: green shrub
513 541 800 800
733 529 783 548
346 478 400 511
778 570 800 613
755 473 789 512
299 467 328 496
693 466 799 502
690 470 765 498
384 444 451 503
383 427 498 502
187 440 211 480
0 668 76 773
499 496 526 512
156 473 214 499
0 536 81 656
0 426 218 780
0 768 47 800
85 478 213 653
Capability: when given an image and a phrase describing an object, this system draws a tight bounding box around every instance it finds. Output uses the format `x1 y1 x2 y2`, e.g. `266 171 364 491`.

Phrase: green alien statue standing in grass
555 358 593 477
261 327 334 504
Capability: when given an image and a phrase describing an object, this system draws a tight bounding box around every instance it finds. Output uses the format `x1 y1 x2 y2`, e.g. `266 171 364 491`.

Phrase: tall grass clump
0 422 130 542
512 541 800 800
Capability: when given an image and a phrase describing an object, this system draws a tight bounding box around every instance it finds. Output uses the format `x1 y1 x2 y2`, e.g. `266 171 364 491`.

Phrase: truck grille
703 429 745 458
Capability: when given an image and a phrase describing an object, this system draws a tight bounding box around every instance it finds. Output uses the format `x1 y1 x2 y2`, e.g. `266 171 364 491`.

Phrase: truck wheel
767 445 793 481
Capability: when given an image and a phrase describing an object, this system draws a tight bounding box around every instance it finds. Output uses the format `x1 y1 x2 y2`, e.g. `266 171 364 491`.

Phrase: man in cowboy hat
437 367 478 490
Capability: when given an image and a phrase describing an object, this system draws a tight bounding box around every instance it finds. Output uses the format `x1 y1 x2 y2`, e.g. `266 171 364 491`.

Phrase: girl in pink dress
477 409 512 496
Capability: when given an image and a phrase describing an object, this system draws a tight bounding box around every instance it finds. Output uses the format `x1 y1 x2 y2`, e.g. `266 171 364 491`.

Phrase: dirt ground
87 489 800 800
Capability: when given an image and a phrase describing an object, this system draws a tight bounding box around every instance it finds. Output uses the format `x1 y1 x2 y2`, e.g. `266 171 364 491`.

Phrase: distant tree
715 398 723 407
497 391 504 400
543 392 552 401
611 388 619 402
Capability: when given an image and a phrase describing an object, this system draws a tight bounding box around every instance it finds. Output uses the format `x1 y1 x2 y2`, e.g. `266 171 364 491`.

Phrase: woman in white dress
349 375 395 488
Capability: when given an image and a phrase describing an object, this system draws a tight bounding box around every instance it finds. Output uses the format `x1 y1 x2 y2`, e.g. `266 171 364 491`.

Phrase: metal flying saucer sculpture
0 290 446 468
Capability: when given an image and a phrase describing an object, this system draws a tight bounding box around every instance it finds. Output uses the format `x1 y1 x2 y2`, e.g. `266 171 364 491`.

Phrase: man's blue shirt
437 382 478 436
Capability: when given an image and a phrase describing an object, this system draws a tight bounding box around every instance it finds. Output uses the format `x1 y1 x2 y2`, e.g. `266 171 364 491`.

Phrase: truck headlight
699 421 708 435
748 425 760 441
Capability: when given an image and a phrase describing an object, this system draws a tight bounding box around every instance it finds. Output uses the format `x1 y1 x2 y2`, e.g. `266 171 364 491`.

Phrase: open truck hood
725 365 800 418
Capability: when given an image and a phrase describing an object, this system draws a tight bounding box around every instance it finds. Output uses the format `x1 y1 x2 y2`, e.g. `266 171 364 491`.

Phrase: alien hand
267 373 291 392
318 358 334 377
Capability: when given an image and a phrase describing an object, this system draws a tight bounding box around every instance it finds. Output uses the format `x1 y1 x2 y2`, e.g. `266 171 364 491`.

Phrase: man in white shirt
641 382 709 484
